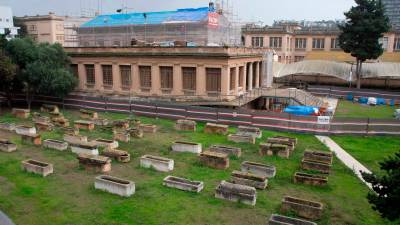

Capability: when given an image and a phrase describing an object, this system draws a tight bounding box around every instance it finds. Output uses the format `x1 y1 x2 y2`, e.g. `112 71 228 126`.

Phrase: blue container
358 97 368 104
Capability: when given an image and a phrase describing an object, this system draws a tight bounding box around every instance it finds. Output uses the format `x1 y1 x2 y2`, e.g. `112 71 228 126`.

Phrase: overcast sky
1 0 355 25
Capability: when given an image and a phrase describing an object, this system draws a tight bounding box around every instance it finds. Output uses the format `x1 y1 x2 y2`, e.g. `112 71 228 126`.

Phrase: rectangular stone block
163 175 204 193
268 214 317 225
101 149 130 163
304 150 333 165
230 170 268 189
35 122 54 132
32 113 51 123
52 117 70 127
126 128 143 138
241 161 276 178
94 139 119 149
171 141 202 154
0 139 17 152
21 134 41 145
301 159 331 174
293 172 328 186
80 109 98 119
61 127 79 135
139 124 157 133
40 104 59 114
43 139 68 151
260 143 290 159
63 134 88 144
12 108 30 119
237 126 262 138
208 145 241 157
199 151 229 169
113 132 130 143
92 118 110 126
266 137 296 152
95 175 135 197
175 120 197 131
215 180 256 206
77 154 111 172
15 125 37 136
281 196 324 220
74 120 95 130
228 134 256 144
70 142 99 156
21 159 53 177
204 123 228 135
0 123 15 132
113 120 130 129
140 155 174 172
127 118 141 127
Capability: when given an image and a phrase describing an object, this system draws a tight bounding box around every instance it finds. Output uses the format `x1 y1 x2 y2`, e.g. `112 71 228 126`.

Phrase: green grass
0 108 396 225
332 135 400 174
334 100 396 119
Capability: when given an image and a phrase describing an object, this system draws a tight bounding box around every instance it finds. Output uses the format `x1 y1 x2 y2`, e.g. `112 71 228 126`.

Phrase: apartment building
0 5 19 39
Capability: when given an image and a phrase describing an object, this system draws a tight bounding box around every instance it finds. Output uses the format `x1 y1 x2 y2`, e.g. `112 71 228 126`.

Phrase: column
172 64 182 95
242 64 247 92
94 62 103 91
77 63 86 90
255 62 260 88
112 63 121 92
151 64 160 95
221 66 229 96
234 66 239 96
131 63 139 93
248 62 253 91
196 65 206 96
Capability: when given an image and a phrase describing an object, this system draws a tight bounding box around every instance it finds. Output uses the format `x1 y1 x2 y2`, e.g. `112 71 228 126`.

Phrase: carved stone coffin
43 139 68 151
15 125 36 136
171 141 202 154
126 128 144 138
215 180 256 206
35 122 54 132
101 149 130 163
241 161 276 178
140 155 174 172
259 143 290 159
70 142 99 156
230 170 268 189
113 120 129 129
74 120 95 130
199 151 229 169
0 123 15 132
268 214 317 225
77 154 111 173
63 134 88 144
208 145 241 157
175 119 197 131
40 104 59 114
139 124 157 133
281 196 324 220
303 150 333 165
237 126 262 138
21 134 41 145
204 123 228 135
113 132 130 143
12 108 30 119
80 109 98 119
0 139 17 152
293 172 328 186
301 159 331 174
21 159 53 177
94 138 119 149
163 176 204 193
95 175 135 197
228 134 256 144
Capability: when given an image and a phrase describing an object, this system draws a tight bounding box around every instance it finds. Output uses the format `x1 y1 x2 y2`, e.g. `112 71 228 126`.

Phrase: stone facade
95 175 135 197
63 134 88 144
21 134 42 145
15 125 37 136
74 120 95 130
70 142 99 155
139 124 157 133
77 154 111 172
303 150 333 165
230 170 268 189
215 180 257 206
21 159 53 177
301 159 331 174
204 123 229 135
208 145 242 157
140 155 174 172
171 141 202 154
267 214 317 225
43 139 69 151
163 176 204 193
0 139 17 152
175 120 197 132
228 134 256 144
281 196 324 220
259 143 290 158
40 104 59 113
94 139 119 149
199 151 229 169
12 108 30 119
241 161 276 178
237 126 262 138
293 172 328 186
80 109 98 119
101 149 130 163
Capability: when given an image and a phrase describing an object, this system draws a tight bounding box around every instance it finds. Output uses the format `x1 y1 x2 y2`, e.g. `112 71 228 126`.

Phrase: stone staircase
262 88 325 107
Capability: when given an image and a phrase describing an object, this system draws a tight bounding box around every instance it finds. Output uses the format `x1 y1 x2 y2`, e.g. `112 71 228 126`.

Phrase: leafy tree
0 54 17 106
338 0 390 89
362 151 400 221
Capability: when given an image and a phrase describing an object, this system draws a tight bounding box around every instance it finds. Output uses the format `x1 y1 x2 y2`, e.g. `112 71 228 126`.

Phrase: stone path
0 210 14 225
315 135 373 190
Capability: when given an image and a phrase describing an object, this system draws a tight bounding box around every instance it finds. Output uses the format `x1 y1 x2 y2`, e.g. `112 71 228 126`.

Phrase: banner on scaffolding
208 12 219 28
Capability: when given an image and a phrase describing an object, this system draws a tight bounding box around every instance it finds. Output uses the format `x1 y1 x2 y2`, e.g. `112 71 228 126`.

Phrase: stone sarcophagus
215 180 256 206
237 126 262 138
70 142 99 156
0 139 17 152
0 122 15 132
303 150 333 165
230 170 268 190
32 113 51 124
139 124 157 133
61 127 79 135
80 109 98 119
171 141 202 154
140 155 174 172
15 125 37 135
281 196 324 220
113 120 129 129
92 118 110 126
21 134 41 145
175 120 197 131
35 122 54 132
228 134 256 144
21 159 53 177
208 145 241 157
268 214 317 225
12 108 30 119
259 143 290 159
267 136 298 152
101 149 130 163
199 151 229 169
293 172 328 186
95 175 135 197
94 139 119 149
241 161 276 178
204 123 228 135
63 134 88 144
74 120 95 130
40 104 59 113
126 128 144 138
52 117 70 127
43 139 68 151
163 175 204 193
77 154 111 172
301 159 331 174
113 132 130 143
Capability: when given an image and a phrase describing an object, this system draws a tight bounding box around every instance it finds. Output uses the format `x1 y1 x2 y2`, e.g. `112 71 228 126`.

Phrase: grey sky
1 0 355 25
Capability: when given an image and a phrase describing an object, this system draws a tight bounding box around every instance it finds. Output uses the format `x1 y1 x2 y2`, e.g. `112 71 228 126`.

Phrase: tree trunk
356 59 362 89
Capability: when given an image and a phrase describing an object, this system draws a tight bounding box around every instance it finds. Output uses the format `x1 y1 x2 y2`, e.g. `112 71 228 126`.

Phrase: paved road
316 135 373 190
0 210 15 225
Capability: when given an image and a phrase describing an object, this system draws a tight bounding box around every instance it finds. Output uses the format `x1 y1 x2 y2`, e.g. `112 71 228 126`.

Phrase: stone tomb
0 122 15 132
293 172 328 186
259 143 290 159
126 128 144 138
95 175 135 197
171 141 202 154
80 109 98 119
113 120 129 129
15 125 37 135
215 180 257 206
204 123 228 135
139 124 157 133
303 150 333 165
74 120 95 130
77 154 111 172
113 132 130 143
21 134 41 145
40 104 59 113
63 134 88 144
32 113 51 123
237 126 262 138
35 122 54 132
61 127 79 135
241 161 276 178
21 159 53 177
94 139 119 149
92 118 110 126
208 145 242 157
281 196 324 220
102 149 130 163
52 117 70 127
140 155 174 172
175 119 197 131
70 142 99 156
12 108 30 119
163 175 204 193
230 170 268 189
266 137 296 152
267 214 317 225
43 139 69 151
301 159 331 174
199 151 229 169
0 139 17 152
228 134 256 144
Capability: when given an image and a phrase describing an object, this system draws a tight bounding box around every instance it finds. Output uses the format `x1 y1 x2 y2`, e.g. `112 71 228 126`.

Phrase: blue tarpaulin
358 97 368 104
284 106 319 116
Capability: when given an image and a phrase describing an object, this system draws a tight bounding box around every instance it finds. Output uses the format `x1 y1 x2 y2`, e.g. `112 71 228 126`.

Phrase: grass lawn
334 100 396 119
0 108 394 225
332 136 400 174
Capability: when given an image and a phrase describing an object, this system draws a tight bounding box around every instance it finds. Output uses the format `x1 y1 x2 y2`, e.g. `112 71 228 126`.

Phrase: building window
238 66 244 87
229 68 236 91
182 67 196 91
113 40 121 46
312 38 325 49
56 35 64 41
379 37 389 50
394 38 400 51
70 64 78 78
270 37 282 48
102 65 113 87
295 38 307 49
160 66 173 89
85 64 95 86
206 68 221 92
331 38 340 49
120 65 131 88
56 24 63 31
29 25 37 31
251 37 264 47
139 66 152 90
